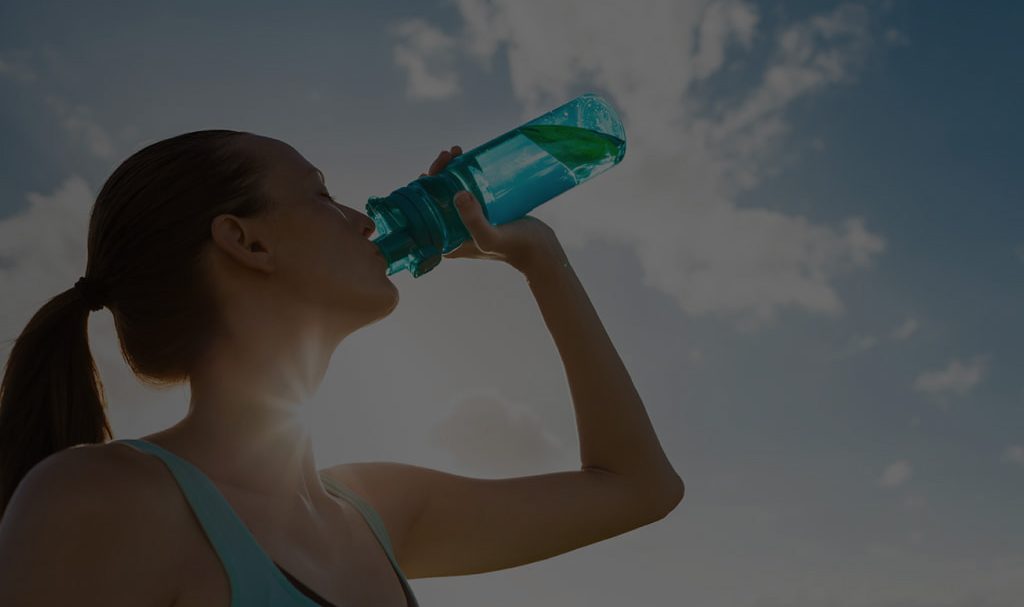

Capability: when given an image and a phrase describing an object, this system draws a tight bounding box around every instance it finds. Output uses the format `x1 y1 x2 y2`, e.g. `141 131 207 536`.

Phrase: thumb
454 190 474 211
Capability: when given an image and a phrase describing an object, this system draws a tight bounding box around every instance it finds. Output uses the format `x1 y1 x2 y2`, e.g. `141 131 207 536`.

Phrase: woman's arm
518 239 684 497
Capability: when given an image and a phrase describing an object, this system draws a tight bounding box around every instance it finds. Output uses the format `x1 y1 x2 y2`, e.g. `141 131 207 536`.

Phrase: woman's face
235 135 398 334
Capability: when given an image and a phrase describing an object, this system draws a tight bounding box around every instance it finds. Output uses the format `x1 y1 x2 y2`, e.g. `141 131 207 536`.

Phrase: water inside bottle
447 124 626 225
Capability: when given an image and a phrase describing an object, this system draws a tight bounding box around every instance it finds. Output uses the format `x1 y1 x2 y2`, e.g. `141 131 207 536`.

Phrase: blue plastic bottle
367 92 627 277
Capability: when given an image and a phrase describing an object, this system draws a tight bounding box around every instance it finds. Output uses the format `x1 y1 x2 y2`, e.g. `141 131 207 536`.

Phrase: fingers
426 154 445 176
426 146 463 176
454 191 495 248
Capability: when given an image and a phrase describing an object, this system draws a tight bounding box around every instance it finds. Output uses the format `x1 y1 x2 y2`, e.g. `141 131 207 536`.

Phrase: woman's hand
420 145 463 179
422 146 563 273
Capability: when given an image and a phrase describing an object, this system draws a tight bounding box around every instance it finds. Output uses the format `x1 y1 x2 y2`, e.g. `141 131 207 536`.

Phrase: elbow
658 474 685 516
641 473 685 520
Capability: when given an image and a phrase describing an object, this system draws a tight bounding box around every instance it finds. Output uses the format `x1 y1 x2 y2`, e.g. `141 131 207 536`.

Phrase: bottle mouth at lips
370 243 387 265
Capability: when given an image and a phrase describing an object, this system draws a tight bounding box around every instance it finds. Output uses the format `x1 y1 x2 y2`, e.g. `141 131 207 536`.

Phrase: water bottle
366 92 627 277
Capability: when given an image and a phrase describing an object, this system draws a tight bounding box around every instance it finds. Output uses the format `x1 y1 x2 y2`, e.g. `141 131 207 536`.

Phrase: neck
156 322 340 505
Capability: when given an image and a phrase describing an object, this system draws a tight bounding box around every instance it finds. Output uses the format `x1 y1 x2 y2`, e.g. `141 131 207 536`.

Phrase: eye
322 191 338 203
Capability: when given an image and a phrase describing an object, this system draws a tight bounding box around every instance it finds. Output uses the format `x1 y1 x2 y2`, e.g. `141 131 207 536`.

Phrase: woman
0 130 683 606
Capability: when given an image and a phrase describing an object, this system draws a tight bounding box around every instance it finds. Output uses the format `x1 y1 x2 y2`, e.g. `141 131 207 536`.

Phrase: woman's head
0 129 396 517
203 133 396 343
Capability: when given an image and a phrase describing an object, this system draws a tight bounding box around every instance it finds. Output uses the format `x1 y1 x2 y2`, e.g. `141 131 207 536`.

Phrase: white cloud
43 95 117 160
1002 445 1024 467
704 3 873 167
891 316 919 340
391 18 461 100
913 355 989 398
691 1 760 80
879 459 912 487
429 391 566 476
847 334 879 353
832 316 920 359
0 47 121 160
401 0 887 330
0 176 94 320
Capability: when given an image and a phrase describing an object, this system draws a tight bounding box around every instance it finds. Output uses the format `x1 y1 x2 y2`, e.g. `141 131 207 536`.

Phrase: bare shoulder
3 442 157 518
14 442 169 511
0 443 184 606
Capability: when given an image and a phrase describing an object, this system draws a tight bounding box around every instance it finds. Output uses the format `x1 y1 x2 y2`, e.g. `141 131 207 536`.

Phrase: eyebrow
309 167 325 185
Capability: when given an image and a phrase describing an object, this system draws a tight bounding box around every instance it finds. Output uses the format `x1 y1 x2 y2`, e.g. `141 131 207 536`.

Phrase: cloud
879 459 912 487
832 315 919 358
429 391 565 476
43 95 117 160
912 355 989 398
402 0 887 330
703 3 873 174
1002 445 1024 467
0 50 37 82
691 1 760 80
840 334 880 356
890 317 919 340
0 47 120 160
391 18 461 100
0 176 94 322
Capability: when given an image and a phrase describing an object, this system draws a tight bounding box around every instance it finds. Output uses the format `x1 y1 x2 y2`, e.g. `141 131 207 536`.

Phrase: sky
1 0 1022 605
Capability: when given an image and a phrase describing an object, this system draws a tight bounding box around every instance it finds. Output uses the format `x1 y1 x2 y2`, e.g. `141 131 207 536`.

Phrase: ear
209 214 277 274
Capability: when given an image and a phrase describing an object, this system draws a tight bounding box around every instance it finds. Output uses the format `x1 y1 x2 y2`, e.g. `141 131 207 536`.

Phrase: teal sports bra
111 438 418 607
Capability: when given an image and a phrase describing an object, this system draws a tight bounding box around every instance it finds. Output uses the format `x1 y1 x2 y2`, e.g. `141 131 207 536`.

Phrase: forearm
515 242 683 501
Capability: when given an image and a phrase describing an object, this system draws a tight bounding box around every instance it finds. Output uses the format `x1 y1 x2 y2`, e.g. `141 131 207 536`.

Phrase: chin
380 283 400 315
364 282 400 321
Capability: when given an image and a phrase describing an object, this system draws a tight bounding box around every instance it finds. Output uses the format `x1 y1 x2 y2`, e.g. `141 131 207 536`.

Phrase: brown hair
0 129 276 518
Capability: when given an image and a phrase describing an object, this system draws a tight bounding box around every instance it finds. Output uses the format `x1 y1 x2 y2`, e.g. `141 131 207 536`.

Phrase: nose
352 208 377 238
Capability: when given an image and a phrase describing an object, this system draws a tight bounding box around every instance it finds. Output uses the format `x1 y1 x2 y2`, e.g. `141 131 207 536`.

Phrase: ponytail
0 129 273 519
0 287 111 519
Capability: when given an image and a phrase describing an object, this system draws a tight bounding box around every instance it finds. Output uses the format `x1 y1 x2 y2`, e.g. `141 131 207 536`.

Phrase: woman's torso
103 436 412 607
